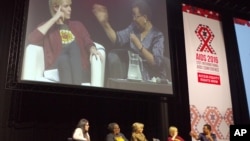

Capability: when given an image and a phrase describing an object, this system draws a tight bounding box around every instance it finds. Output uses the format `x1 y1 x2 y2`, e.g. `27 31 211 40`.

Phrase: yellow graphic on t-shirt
114 136 125 141
59 29 75 44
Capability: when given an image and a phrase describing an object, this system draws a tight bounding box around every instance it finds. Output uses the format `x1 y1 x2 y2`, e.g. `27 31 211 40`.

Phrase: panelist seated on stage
190 124 217 141
167 126 185 141
72 118 91 141
131 122 148 141
106 122 129 141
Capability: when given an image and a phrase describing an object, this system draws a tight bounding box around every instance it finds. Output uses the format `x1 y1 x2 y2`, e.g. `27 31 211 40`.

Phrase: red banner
197 72 220 85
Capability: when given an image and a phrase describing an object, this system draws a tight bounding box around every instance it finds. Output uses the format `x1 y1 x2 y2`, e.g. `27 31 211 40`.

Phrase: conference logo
195 24 220 85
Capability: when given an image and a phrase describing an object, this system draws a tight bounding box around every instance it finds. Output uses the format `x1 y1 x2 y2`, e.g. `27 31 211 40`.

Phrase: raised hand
53 6 65 23
189 131 198 139
205 134 213 141
173 131 177 139
92 4 109 25
37 6 65 35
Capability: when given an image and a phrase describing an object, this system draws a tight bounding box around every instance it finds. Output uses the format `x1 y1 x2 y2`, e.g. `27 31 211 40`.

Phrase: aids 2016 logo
195 24 220 85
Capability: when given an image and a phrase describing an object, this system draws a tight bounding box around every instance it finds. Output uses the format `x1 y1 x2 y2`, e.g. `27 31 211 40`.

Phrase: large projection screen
19 0 173 95
234 18 250 117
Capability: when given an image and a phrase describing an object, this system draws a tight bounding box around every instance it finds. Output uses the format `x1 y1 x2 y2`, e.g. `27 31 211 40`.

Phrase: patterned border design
190 105 234 140
182 3 220 20
190 105 201 133
203 106 223 139
224 108 234 126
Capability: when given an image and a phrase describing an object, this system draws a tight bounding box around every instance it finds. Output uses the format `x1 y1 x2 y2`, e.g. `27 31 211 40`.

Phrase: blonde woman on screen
27 0 102 85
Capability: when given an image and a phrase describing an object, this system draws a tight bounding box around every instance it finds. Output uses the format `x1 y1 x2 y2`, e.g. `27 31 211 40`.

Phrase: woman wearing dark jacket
106 122 129 141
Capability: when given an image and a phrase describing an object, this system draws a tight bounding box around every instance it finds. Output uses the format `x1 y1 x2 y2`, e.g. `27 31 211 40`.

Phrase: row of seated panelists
67 137 160 141
21 42 106 87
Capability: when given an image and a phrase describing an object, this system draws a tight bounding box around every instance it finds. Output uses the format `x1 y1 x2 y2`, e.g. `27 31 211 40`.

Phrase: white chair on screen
21 42 106 87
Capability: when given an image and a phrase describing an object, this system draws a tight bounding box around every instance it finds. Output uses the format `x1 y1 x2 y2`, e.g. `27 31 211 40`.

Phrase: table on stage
106 78 173 94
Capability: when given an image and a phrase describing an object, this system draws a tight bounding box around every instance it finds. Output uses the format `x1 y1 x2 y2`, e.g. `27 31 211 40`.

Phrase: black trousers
107 49 129 79
52 42 90 85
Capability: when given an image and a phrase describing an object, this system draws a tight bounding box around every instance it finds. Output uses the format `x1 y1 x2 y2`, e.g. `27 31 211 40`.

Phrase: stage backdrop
234 18 250 119
182 4 233 141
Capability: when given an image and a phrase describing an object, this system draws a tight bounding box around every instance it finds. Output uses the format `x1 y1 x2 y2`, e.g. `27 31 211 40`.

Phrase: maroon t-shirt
27 20 94 70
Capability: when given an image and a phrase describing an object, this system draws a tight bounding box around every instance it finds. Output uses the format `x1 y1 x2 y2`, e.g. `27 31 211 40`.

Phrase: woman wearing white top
73 118 90 141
